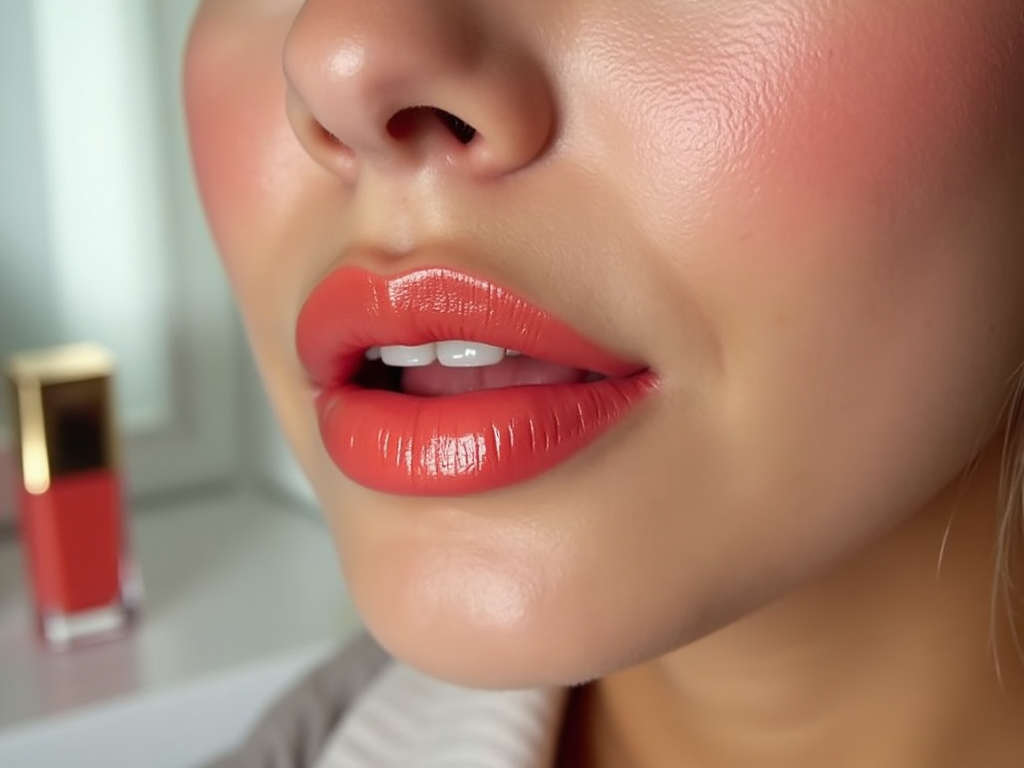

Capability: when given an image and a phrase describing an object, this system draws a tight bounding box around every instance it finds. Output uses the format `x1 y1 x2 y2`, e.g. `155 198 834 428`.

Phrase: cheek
185 9 335 476
728 2 1024 368
710 6 1024 527
184 12 309 287
608 2 1024 558
615 0 1024 369
759 3 1024 217
594 2 1024 241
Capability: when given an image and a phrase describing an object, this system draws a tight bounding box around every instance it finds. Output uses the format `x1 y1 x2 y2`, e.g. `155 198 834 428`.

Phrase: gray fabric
199 633 391 768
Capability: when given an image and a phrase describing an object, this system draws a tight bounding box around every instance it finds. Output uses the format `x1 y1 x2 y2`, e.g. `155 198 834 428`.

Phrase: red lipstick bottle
5 343 140 650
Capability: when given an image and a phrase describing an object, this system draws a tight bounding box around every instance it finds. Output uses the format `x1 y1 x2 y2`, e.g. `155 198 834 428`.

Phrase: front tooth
379 343 436 367
436 341 506 368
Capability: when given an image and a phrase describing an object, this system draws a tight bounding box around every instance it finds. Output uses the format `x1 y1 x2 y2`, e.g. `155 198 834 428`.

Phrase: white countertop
0 489 364 767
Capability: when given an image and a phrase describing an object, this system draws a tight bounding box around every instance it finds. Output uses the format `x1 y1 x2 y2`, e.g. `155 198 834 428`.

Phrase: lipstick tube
5 343 140 650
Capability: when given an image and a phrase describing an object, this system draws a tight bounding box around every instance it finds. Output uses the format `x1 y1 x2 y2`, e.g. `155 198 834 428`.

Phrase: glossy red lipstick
296 267 655 496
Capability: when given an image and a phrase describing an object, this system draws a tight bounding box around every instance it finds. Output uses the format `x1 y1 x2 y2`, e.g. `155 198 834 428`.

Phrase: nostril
386 106 478 145
431 108 477 144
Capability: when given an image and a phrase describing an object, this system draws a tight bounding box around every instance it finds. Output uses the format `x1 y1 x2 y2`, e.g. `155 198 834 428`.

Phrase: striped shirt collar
314 661 566 768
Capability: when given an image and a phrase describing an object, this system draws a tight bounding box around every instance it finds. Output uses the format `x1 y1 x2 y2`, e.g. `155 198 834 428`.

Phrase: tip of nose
387 107 478 145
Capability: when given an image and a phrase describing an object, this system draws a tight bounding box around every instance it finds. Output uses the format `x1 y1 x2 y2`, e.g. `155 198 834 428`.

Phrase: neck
578 437 1024 768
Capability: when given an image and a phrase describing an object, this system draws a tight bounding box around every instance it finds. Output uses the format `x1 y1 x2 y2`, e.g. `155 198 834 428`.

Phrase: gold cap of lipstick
6 343 120 495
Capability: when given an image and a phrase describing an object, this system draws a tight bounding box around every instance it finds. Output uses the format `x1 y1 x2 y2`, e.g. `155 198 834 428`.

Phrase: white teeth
505 349 523 357
372 341 511 368
379 343 436 367
435 341 506 368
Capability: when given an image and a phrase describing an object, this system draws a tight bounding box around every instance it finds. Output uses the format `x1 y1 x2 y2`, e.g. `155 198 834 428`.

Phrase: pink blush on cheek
756 4 1024 212
184 17 311 281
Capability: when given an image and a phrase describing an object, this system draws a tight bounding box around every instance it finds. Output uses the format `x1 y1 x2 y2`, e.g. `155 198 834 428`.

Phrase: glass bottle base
39 570 142 652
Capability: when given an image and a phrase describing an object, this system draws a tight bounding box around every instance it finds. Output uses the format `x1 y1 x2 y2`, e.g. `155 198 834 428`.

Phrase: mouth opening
351 350 607 397
353 356 404 392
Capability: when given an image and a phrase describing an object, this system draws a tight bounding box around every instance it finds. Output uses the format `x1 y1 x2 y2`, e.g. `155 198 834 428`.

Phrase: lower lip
315 373 657 496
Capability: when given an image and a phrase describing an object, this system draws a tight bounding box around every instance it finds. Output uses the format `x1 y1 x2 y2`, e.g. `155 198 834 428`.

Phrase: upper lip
295 266 647 388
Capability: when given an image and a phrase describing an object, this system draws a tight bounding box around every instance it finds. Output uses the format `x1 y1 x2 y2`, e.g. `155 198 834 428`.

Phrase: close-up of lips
295 266 658 496
9 0 1024 765
22 0 1011 764
172 0 1024 762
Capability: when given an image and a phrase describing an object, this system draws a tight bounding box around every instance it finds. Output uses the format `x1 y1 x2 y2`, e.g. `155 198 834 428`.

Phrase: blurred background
0 2 360 766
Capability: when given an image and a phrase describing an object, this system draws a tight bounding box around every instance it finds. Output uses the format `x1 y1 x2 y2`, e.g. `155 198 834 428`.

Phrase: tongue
401 356 590 397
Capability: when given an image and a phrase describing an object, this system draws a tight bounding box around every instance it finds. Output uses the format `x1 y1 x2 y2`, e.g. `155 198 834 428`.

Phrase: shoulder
315 661 566 768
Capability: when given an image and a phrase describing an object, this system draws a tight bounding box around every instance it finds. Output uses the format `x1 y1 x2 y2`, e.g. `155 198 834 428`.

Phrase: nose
283 0 555 181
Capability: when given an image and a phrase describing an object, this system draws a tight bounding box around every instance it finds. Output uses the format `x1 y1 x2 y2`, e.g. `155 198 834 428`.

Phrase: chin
341 541 574 688
336 527 738 690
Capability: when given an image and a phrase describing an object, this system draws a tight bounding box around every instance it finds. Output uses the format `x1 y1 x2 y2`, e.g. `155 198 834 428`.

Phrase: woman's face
186 0 1024 687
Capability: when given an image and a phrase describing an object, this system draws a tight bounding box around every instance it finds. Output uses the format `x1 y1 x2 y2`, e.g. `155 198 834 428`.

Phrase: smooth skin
186 1 1024 765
